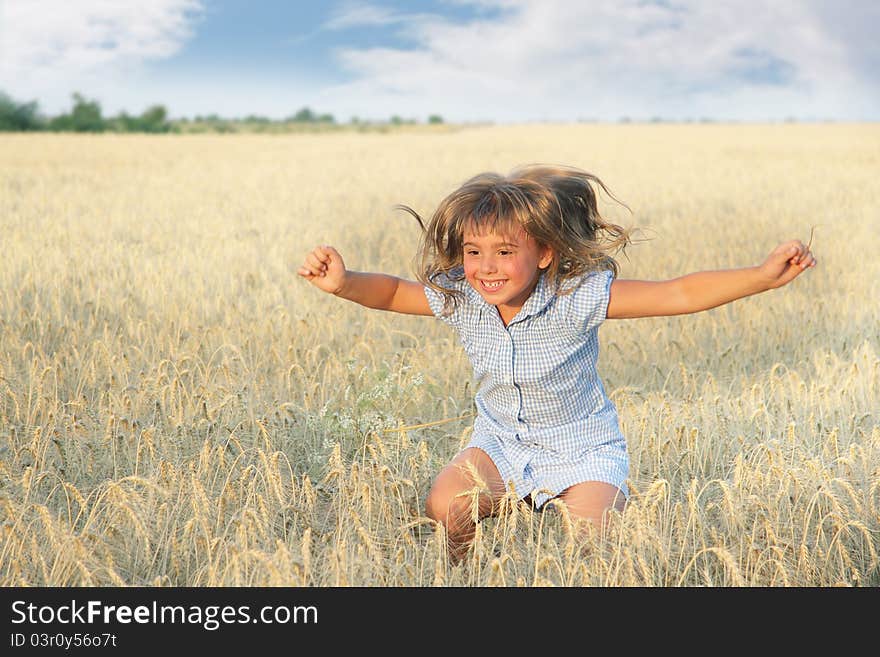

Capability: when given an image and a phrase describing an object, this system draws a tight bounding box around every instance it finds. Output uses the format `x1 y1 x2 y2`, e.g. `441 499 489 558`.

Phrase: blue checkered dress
424 267 628 507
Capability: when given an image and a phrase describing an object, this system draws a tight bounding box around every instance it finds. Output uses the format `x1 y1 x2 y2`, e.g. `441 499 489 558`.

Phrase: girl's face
462 225 553 319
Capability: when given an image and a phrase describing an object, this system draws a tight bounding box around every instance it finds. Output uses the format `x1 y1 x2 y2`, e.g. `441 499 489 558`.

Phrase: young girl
297 164 816 562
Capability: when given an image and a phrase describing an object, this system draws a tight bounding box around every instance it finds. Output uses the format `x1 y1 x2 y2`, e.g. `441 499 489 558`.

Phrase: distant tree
102 104 170 133
286 107 335 124
68 93 104 131
0 92 42 130
48 113 70 131
390 115 404 125
427 114 443 124
50 93 104 132
290 107 316 122
108 112 136 132
137 105 170 132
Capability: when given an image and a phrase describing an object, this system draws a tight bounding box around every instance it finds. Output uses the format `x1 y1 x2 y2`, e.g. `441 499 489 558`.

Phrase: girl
297 164 816 562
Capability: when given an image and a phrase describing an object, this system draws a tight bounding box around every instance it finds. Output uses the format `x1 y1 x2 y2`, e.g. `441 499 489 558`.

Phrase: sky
1 0 878 123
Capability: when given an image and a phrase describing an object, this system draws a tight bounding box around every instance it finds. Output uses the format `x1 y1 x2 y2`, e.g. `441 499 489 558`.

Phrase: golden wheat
0 125 878 586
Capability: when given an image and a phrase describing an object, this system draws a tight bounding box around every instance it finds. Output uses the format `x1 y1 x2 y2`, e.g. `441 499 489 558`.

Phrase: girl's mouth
479 279 506 293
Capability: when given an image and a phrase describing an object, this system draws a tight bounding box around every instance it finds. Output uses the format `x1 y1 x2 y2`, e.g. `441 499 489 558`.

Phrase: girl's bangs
460 195 525 238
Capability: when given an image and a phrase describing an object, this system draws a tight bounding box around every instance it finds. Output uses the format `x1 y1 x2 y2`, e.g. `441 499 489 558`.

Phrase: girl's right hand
297 245 348 295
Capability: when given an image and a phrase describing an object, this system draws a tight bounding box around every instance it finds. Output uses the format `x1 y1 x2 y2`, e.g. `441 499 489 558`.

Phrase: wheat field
1 124 878 587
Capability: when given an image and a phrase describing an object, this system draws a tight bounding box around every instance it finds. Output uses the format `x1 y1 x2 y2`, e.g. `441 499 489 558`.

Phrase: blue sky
1 0 878 122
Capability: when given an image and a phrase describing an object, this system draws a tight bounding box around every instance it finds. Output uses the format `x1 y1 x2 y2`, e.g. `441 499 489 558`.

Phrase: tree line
0 91 444 133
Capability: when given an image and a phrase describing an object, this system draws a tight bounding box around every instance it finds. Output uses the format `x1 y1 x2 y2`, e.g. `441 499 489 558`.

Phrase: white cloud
318 0 880 121
0 0 203 111
324 1 404 29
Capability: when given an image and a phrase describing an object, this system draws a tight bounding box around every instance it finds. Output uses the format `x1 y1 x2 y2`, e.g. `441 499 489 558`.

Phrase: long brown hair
397 164 633 314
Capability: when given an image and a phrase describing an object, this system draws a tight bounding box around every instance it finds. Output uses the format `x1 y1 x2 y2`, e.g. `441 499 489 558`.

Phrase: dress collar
510 270 555 324
464 270 555 326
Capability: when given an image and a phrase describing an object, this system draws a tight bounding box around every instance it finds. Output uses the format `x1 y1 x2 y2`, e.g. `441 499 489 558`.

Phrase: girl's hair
397 164 633 313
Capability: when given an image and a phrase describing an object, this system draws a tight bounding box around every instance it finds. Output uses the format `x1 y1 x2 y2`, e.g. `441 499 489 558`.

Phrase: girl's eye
499 251 512 256
465 250 479 256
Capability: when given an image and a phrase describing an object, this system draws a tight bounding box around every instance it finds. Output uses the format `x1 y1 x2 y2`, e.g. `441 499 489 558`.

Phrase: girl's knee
557 481 627 527
425 488 475 526
424 487 447 523
424 480 457 523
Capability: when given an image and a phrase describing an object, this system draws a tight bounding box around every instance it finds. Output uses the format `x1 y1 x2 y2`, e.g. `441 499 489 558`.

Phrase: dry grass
1 124 878 586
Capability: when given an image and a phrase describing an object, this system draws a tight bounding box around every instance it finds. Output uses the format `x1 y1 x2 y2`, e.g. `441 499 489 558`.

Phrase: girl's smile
478 279 505 292
462 227 553 323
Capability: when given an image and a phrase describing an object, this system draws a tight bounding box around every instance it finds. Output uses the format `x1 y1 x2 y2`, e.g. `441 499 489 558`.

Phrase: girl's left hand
759 239 817 289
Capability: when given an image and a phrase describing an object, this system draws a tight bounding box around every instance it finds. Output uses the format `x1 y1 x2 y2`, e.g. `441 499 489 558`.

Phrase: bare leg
556 481 627 537
424 448 507 563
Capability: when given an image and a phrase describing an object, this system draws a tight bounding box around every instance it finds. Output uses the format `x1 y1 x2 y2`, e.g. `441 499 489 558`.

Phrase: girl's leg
556 481 627 536
424 447 507 562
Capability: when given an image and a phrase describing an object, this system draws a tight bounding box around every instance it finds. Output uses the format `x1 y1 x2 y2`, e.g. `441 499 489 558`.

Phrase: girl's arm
298 245 433 316
607 239 816 319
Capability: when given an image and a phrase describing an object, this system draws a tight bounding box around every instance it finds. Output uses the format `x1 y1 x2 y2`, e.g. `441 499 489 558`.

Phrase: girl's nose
479 256 497 273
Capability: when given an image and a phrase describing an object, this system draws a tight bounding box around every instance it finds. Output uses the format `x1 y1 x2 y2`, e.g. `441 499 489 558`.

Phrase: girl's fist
297 245 348 294
759 239 816 289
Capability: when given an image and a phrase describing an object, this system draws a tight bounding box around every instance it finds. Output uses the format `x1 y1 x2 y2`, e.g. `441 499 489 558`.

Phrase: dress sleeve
423 270 466 328
562 269 613 334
